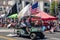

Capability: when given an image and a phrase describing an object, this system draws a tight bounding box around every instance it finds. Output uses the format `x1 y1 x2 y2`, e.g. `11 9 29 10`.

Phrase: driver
25 18 31 33
20 19 26 27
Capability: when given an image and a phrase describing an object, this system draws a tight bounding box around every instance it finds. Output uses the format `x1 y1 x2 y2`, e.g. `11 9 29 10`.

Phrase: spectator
34 20 39 27
42 26 46 32
7 23 11 28
31 21 34 27
59 22 60 29
11 21 17 28
50 21 55 33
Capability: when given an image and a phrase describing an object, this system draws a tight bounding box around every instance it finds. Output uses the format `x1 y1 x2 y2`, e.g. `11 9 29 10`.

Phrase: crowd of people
0 17 60 33
18 17 60 33
0 18 18 28
16 17 60 33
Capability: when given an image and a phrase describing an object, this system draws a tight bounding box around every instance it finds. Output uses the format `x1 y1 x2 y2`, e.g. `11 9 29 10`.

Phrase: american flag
30 2 39 14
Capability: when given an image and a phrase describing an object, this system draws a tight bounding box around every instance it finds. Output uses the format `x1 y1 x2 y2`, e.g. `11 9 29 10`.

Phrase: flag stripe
30 2 39 14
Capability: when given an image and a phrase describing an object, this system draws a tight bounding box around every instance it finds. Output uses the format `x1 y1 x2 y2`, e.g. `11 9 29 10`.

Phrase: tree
50 1 58 16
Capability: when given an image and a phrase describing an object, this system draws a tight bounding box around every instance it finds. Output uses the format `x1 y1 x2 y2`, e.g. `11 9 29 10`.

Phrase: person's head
51 20 53 22
35 20 38 24
36 20 38 23
21 19 24 22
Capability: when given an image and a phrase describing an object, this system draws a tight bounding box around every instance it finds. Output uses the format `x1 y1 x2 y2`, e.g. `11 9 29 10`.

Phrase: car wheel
40 32 45 39
17 33 21 37
30 33 36 40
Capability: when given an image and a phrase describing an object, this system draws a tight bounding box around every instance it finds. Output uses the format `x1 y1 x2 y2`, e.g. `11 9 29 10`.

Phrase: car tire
40 32 45 39
30 33 36 40
17 33 21 37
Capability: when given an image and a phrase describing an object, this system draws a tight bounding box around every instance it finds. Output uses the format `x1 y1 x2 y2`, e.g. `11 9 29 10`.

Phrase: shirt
20 22 26 27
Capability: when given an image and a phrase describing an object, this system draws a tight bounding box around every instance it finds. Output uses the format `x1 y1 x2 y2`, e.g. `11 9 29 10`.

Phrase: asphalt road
45 32 60 40
0 28 60 40
1 32 60 40
0 32 31 40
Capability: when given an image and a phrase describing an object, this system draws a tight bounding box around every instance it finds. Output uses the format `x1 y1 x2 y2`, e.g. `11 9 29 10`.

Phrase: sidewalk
0 28 17 32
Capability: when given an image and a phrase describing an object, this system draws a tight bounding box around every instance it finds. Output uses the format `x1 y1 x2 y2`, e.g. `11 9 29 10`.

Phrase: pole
14 18 15 34
32 0 35 4
16 0 19 13
55 2 56 15
49 0 52 14
22 0 25 8
38 0 44 11
55 0 57 16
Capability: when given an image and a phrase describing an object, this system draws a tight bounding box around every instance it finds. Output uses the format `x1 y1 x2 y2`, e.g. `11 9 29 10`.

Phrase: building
17 0 50 13
0 0 60 16
0 0 17 16
18 0 60 13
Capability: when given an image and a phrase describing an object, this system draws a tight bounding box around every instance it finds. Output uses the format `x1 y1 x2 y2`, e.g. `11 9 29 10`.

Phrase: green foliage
50 1 58 16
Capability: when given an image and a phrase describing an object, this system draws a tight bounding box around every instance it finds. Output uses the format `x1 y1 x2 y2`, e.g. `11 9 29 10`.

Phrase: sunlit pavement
0 28 31 40
0 38 6 40
0 36 16 40
44 32 60 40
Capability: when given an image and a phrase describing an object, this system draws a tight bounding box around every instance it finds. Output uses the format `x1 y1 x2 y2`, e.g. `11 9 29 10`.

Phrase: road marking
0 36 17 40
6 34 17 37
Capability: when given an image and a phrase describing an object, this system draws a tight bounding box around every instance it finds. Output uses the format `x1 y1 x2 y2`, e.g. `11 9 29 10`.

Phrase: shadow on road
12 36 30 39
12 35 48 40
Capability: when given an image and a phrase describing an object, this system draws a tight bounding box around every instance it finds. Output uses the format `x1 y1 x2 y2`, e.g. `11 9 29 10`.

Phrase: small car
16 26 45 40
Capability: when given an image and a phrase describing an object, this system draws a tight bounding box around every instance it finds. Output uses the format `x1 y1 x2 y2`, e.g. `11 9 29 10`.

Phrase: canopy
33 11 57 20
8 14 17 18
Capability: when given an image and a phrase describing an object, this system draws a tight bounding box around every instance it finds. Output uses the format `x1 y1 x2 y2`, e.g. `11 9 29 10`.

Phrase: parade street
0 28 60 40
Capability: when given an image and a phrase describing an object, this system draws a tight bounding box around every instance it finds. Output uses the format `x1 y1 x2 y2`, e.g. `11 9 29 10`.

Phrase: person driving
20 19 26 27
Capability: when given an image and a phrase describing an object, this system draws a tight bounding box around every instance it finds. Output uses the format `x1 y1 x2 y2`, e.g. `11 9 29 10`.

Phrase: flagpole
49 0 52 14
22 0 25 8
16 0 18 13
38 0 44 11
32 0 35 4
